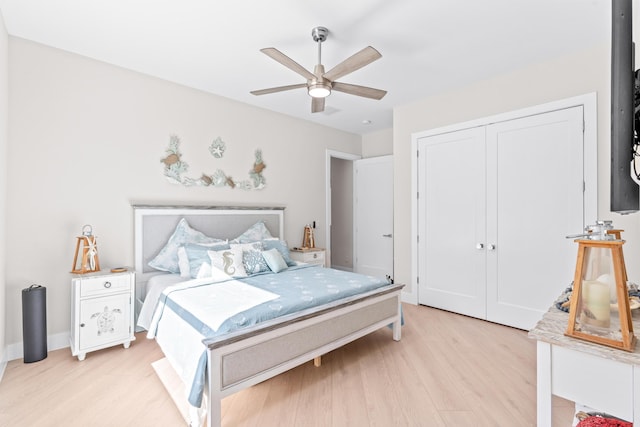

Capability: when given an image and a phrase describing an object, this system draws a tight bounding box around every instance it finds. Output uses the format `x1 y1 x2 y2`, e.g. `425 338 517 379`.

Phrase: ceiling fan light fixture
252 26 385 113
308 83 331 98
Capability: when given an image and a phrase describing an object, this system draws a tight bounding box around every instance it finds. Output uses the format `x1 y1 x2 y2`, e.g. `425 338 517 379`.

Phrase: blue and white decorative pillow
178 242 230 278
262 239 296 266
148 218 226 273
262 248 288 273
230 242 269 275
232 221 274 243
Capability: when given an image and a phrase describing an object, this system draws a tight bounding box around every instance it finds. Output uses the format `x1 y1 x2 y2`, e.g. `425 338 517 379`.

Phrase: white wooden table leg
536 341 552 427
634 365 639 425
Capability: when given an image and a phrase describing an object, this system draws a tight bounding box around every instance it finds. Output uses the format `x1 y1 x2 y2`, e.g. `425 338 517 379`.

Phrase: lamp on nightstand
71 225 101 274
565 221 636 351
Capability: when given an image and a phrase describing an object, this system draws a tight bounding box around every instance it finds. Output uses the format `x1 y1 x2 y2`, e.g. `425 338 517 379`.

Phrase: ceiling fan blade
260 47 316 81
332 82 387 100
250 83 307 96
323 46 382 82
311 97 325 113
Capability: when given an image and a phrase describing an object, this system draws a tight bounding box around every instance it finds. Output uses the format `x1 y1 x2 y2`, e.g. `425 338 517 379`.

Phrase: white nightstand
289 248 326 267
70 268 136 361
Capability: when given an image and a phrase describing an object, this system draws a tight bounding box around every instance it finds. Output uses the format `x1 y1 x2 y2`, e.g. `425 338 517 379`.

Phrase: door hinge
417 276 419 284
583 120 585 132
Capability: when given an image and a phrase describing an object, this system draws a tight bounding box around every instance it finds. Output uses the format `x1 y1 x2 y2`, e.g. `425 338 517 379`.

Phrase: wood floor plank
0 304 576 426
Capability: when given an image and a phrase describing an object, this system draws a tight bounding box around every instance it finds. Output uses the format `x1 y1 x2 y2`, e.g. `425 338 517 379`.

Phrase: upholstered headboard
133 205 284 276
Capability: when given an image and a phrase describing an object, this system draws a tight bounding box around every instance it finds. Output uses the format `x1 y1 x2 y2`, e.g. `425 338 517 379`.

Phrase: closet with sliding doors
414 95 596 330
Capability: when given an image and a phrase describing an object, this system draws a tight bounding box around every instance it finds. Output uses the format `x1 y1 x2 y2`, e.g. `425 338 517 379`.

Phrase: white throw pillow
208 248 248 278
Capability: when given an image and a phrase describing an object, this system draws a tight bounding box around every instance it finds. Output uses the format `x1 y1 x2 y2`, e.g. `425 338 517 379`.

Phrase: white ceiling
0 0 609 135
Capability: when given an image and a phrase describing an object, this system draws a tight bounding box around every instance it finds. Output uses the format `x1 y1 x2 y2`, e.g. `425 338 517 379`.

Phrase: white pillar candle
582 280 611 328
596 273 617 303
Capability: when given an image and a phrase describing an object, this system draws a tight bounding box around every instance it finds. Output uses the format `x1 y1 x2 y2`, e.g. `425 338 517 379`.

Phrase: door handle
476 243 484 250
382 234 393 238
488 244 496 251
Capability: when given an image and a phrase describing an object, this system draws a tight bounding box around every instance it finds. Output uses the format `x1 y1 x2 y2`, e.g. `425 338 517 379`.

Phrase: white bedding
138 273 281 424
137 273 185 330
144 277 280 338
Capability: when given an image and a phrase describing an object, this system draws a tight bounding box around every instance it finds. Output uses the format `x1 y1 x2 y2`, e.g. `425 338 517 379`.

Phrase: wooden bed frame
133 205 404 427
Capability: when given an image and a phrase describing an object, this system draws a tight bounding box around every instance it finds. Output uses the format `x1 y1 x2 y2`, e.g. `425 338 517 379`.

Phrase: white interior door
417 127 487 319
354 156 393 279
485 106 584 329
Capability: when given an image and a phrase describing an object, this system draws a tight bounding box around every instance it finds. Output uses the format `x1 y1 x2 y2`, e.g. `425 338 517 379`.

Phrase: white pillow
195 262 212 279
208 248 248 278
148 218 226 273
262 248 288 273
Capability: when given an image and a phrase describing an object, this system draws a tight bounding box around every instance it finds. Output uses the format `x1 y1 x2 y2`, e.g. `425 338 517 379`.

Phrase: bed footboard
205 284 403 427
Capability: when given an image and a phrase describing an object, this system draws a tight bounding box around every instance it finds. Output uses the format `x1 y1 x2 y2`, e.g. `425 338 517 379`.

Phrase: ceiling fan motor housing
311 27 328 43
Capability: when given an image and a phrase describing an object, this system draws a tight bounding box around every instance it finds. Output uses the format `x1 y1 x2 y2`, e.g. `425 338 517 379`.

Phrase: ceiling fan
250 26 387 113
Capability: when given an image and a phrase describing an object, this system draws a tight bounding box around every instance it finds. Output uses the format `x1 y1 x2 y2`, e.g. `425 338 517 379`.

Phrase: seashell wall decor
161 134 266 190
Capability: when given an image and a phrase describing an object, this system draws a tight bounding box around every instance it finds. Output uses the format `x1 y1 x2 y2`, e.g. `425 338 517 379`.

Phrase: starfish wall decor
161 135 266 190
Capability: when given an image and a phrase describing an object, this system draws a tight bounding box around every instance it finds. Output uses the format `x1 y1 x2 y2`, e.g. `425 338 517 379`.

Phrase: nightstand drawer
80 275 131 297
290 249 326 266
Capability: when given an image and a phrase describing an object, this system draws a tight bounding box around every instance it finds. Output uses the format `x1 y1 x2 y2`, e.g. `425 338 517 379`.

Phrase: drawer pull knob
80 323 85 328
104 281 112 288
313 254 318 258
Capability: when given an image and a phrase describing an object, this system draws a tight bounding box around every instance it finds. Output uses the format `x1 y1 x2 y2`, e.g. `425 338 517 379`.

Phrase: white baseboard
330 265 353 272
5 331 70 362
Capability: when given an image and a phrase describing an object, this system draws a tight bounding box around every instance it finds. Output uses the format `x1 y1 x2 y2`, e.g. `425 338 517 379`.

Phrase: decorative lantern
71 225 101 274
302 224 315 249
565 221 636 351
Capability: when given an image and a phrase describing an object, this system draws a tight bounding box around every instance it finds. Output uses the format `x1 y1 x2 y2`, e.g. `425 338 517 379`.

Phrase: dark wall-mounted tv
611 0 639 214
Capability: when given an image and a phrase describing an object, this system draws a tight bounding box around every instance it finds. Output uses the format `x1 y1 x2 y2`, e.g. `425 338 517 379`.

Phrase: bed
133 205 404 427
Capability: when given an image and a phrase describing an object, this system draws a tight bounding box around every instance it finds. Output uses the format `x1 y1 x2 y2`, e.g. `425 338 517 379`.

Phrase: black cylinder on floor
22 284 47 363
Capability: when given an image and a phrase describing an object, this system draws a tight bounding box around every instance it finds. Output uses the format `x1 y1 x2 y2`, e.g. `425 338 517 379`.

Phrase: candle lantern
565 220 636 351
71 225 101 274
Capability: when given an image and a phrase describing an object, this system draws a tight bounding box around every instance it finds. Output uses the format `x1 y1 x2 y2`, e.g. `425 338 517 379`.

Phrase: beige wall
362 128 392 158
0 10 7 366
4 38 361 352
393 43 640 299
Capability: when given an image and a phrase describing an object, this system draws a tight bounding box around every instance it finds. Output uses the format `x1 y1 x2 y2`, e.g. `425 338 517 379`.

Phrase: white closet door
418 127 487 319
485 106 584 329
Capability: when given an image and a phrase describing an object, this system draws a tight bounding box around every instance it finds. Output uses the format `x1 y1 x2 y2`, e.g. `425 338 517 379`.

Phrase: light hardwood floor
0 304 574 427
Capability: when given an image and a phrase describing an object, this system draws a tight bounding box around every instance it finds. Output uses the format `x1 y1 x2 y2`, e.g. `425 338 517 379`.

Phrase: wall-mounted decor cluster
161 135 266 190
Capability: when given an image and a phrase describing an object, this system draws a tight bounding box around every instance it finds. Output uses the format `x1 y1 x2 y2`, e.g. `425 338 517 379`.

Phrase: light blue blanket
153 264 392 407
